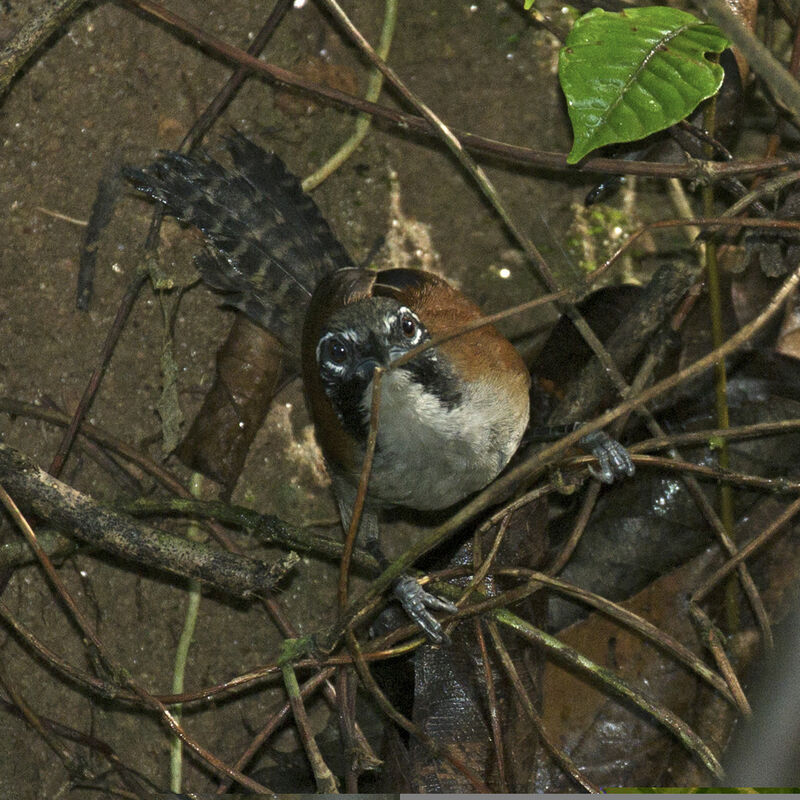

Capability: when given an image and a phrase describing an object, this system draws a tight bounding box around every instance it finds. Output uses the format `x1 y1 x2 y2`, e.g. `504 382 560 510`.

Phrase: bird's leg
578 430 635 484
527 424 635 484
333 477 456 644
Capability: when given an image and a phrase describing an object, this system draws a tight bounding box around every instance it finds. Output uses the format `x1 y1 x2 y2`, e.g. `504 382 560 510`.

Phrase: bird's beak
354 357 381 381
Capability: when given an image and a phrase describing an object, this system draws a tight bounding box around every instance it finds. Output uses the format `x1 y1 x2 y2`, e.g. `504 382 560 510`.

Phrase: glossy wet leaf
559 7 729 163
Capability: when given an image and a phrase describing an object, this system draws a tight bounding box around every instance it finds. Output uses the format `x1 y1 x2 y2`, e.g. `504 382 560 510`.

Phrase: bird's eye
331 341 347 363
399 311 417 339
322 336 349 366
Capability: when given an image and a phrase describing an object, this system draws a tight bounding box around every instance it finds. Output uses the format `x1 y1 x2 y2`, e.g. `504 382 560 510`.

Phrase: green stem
302 0 397 192
170 473 204 794
494 607 724 780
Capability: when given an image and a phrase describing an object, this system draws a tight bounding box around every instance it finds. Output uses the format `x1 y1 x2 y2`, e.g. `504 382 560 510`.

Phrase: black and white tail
125 132 353 355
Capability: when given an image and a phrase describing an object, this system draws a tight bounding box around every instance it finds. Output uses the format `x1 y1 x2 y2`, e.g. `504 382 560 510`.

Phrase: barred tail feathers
124 134 353 348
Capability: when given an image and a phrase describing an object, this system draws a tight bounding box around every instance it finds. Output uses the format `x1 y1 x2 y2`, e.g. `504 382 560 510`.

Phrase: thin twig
301 0 397 191
486 620 601 793
700 0 800 128
179 0 293 153
0 482 274 792
280 649 339 793
48 270 148 478
338 367 383 612
547 482 602 576
0 693 154 796
169 474 204 794
119 0 800 180
694 496 800 605
473 620 508 791
0 666 85 775
345 631 492 791
217 666 336 795
631 418 800 452
624 454 800 495
493 609 724 779
688 604 752 716
479 569 735 705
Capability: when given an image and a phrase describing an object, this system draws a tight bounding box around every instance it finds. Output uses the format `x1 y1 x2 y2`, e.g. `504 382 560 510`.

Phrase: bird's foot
392 575 458 644
579 430 635 483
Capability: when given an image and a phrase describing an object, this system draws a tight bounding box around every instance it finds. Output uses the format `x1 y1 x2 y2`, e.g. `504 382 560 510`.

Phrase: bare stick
0 0 91 94
0 444 298 598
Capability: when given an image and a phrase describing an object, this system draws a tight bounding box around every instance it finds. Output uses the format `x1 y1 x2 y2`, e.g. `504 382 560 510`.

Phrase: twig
48 270 148 478
718 169 800 219
35 207 88 226
301 0 397 192
547 481 602 576
473 620 508 791
493 609 724 779
169 474 204 794
280 646 339 793
598 216 800 280
631 418 800 452
217 666 337 795
0 666 86 776
453 513 512 613
688 604 752 716
0 481 274 792
345 631 492 791
0 692 154 796
485 620 600 793
694 495 800 605
476 569 735 705
701 86 740 635
178 0 293 154
125 496 379 572
0 0 91 94
700 0 800 128
625 454 800 495
339 367 383 612
0 444 299 598
426 562 736 708
0 599 120 698
546 262 695 425
119 0 800 180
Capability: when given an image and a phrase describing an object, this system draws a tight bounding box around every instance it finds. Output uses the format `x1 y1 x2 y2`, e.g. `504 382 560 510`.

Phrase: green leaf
559 7 729 164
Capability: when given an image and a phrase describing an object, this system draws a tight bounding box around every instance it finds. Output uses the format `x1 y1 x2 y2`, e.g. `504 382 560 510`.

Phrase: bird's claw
393 575 457 644
579 430 635 484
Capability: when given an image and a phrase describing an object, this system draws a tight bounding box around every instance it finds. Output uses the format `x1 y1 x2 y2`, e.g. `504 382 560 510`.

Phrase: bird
125 132 631 642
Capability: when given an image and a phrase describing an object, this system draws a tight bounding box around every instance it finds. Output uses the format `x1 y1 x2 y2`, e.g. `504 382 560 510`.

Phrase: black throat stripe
401 352 462 411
